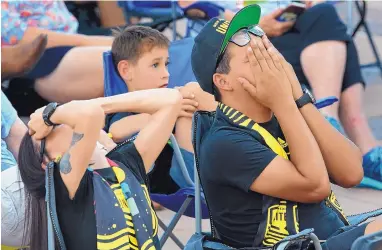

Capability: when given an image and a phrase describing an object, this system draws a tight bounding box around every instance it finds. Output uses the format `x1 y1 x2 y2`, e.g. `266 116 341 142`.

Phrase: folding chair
181 2 225 38
117 1 185 41
350 0 382 77
330 0 382 78
190 108 382 249
102 37 209 249
351 229 382 250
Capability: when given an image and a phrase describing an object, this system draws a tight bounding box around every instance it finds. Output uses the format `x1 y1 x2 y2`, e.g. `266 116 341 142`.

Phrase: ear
213 73 233 92
117 60 133 82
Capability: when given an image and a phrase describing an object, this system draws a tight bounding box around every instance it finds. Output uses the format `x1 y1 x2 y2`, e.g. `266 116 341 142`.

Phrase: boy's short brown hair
111 26 170 68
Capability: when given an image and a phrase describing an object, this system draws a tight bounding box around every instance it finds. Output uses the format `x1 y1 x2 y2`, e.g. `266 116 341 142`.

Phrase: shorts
321 223 369 250
269 3 364 92
5 46 74 116
1 166 27 247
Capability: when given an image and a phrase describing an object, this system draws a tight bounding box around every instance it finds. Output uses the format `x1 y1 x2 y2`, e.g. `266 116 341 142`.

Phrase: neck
222 95 273 123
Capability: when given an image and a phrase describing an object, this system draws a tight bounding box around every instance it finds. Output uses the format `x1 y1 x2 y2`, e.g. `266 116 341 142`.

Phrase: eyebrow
152 57 170 62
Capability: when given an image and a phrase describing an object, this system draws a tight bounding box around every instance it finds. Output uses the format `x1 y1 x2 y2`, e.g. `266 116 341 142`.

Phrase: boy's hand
180 98 199 118
238 36 294 111
262 36 303 100
179 82 218 112
176 86 199 118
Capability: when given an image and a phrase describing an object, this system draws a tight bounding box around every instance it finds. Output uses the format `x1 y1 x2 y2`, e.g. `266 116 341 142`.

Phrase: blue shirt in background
1 91 18 171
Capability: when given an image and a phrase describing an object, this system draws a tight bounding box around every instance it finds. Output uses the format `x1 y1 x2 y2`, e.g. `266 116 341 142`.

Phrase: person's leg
301 40 346 119
340 84 379 154
1 34 47 82
34 46 109 103
338 39 381 154
337 37 382 182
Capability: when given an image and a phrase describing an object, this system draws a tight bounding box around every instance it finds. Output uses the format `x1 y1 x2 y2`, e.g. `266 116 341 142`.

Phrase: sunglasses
216 25 265 68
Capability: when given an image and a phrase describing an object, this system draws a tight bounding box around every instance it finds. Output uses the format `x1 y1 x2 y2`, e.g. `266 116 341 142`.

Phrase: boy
190 5 381 249
106 26 216 193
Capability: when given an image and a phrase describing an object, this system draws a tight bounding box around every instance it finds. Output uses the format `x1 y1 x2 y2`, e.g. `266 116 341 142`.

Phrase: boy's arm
239 37 330 202
298 103 363 187
282 57 364 188
109 113 151 142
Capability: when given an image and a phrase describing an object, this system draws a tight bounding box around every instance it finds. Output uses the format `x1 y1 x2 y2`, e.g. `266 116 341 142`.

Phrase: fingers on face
255 37 276 70
238 77 257 97
247 41 262 73
249 38 269 71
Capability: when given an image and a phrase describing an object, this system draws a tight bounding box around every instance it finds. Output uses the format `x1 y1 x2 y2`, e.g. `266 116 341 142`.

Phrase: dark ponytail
18 132 48 250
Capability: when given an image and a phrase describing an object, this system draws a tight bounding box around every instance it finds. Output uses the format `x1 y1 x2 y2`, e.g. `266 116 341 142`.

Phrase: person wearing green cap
183 0 382 187
191 4 382 249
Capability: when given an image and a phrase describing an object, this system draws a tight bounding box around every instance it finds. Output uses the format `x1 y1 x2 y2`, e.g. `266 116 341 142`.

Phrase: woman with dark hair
18 88 183 250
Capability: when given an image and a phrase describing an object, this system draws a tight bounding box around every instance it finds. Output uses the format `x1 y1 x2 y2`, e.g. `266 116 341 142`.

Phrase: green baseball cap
220 4 261 54
191 4 262 94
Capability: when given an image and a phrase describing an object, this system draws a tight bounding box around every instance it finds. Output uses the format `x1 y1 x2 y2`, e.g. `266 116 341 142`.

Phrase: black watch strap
43 102 60 126
295 93 313 109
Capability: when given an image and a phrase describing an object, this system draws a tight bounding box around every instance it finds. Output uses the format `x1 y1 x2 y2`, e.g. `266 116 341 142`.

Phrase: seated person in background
107 26 216 193
2 0 114 103
191 8 381 250
181 0 382 182
1 37 47 248
1 91 28 248
18 88 182 250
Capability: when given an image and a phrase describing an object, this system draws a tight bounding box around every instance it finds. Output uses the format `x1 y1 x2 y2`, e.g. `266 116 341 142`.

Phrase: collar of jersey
218 102 289 160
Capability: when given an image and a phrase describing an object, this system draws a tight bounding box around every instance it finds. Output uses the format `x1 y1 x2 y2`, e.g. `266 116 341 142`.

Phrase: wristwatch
43 102 59 126
295 88 316 108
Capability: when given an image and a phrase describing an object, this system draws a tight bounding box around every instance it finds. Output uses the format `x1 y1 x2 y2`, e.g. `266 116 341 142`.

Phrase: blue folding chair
117 1 184 41
103 37 209 249
190 109 382 249
351 229 382 250
181 2 225 38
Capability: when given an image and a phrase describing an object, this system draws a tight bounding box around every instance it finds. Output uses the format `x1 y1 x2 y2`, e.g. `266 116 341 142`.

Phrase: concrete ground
159 2 382 249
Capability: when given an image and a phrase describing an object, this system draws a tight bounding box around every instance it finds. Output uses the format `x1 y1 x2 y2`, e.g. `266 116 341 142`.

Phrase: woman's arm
92 89 183 171
48 102 105 199
20 27 113 48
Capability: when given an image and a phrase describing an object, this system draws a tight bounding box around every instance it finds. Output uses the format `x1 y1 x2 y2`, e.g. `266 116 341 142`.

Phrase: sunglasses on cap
216 25 265 67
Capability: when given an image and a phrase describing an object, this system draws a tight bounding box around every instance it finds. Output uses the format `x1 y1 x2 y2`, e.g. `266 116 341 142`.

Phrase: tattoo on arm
59 132 84 175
